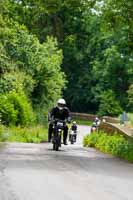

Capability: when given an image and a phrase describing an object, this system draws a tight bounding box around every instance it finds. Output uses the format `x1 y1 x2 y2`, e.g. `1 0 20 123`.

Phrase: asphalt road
0 125 133 200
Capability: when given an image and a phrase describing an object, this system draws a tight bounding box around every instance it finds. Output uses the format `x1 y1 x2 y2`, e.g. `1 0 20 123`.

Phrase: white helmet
57 98 66 105
57 98 66 110
73 121 76 124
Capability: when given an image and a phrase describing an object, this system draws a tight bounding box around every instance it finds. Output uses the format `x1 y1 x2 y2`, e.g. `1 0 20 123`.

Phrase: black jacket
71 125 77 131
48 106 70 121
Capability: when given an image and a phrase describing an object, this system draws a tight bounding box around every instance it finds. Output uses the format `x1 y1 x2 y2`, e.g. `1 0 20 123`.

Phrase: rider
90 122 97 133
71 121 77 133
70 121 77 141
94 117 101 126
48 98 71 145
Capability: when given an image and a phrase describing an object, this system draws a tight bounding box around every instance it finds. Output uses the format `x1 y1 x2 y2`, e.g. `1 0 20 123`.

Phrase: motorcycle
90 126 97 133
69 130 77 144
90 122 99 133
52 120 65 151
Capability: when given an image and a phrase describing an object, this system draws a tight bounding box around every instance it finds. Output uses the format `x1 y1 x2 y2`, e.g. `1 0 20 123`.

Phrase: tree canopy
0 0 133 124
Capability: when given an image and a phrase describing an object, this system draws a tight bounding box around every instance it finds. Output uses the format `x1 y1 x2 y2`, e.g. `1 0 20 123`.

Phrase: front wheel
53 143 59 151
55 143 59 151
71 140 74 144
53 143 56 150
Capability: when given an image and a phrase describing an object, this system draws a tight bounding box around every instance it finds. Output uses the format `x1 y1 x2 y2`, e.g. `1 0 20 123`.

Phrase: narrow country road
0 125 133 200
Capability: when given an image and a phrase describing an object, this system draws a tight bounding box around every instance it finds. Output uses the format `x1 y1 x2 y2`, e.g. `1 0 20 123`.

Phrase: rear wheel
70 135 74 144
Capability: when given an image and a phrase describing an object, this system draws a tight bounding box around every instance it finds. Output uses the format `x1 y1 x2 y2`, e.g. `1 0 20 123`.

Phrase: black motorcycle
69 130 77 144
52 120 65 151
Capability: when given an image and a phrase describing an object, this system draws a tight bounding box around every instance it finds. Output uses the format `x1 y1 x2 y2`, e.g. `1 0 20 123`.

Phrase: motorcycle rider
48 98 71 145
71 121 77 132
69 121 77 142
94 117 101 126
90 122 97 133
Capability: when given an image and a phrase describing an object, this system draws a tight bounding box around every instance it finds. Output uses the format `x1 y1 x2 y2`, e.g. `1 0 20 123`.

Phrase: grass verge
128 113 133 127
83 131 133 162
72 118 92 126
0 124 48 143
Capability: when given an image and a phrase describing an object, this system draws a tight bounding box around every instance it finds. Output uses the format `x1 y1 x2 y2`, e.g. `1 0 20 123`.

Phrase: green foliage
72 118 92 126
0 124 8 142
0 124 47 143
0 71 35 96
98 90 123 117
84 132 100 148
0 0 133 117
127 85 133 111
0 92 35 126
7 125 47 143
102 0 133 50
83 131 133 162
0 44 16 74
128 113 133 126
31 36 66 107
2 22 65 108
0 10 65 126
62 4 132 112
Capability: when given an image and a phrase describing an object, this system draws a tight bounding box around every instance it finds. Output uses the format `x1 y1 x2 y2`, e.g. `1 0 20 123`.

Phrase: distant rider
71 121 77 132
70 121 77 141
94 117 101 126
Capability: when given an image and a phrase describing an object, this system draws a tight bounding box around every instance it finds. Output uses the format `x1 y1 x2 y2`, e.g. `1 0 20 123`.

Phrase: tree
0 11 65 125
0 91 35 126
0 0 133 116
127 85 133 112
98 90 123 117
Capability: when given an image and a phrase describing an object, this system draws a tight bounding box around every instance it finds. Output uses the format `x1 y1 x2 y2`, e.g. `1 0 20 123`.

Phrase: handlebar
50 118 67 123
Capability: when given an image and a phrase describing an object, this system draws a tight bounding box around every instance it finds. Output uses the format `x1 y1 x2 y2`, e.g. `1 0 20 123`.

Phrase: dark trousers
48 123 68 143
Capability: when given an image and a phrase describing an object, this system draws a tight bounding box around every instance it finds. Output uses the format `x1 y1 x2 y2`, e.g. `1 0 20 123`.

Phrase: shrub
84 132 100 147
0 91 35 126
128 113 133 126
0 125 47 143
8 125 47 143
83 131 133 162
0 123 9 142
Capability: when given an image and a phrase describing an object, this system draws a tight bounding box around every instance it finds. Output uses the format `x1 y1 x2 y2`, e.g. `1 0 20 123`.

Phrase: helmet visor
58 103 65 108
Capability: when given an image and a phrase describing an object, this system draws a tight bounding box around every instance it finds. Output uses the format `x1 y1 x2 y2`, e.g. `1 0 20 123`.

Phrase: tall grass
0 124 48 143
0 124 7 142
128 113 133 126
84 131 133 162
72 118 92 126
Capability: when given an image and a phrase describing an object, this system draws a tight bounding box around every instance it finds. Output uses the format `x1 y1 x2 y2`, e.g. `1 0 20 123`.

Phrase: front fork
52 129 62 146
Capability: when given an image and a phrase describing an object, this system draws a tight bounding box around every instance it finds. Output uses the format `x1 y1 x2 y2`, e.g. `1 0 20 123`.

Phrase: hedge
83 131 133 162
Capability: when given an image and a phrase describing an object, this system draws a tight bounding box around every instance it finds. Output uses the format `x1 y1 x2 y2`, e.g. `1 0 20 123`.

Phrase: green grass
72 118 92 126
0 124 48 143
83 131 133 162
0 124 6 142
128 113 133 126
0 117 92 143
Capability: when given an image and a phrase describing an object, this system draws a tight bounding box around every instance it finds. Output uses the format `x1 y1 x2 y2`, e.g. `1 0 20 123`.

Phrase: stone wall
71 112 133 139
71 112 119 123
71 112 96 121
99 122 133 139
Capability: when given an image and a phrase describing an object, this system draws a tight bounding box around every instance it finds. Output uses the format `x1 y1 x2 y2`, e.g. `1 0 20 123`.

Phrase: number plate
57 122 64 126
